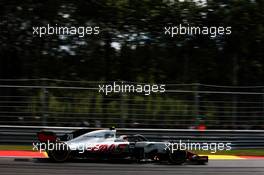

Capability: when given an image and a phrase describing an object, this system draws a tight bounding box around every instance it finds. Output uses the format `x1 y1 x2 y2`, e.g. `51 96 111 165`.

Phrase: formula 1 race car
37 128 208 164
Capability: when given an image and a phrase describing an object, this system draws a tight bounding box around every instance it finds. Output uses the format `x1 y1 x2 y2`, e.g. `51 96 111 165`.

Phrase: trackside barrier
0 125 264 149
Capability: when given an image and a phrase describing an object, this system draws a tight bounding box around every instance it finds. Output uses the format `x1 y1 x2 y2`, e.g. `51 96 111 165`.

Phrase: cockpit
66 129 116 144
115 134 148 142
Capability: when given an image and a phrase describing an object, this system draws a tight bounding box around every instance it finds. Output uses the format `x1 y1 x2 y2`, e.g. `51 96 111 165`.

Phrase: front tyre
168 150 187 165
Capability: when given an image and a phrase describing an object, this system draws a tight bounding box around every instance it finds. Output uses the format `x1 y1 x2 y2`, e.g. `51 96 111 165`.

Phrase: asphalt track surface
0 158 264 175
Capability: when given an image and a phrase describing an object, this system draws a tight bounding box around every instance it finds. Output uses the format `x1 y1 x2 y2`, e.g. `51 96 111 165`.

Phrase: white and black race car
37 128 208 164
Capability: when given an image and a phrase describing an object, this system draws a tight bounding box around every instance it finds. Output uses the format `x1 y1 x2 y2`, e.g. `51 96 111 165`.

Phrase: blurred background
0 0 264 129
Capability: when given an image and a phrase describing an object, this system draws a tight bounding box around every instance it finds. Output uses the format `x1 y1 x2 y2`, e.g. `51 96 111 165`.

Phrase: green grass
0 145 33 151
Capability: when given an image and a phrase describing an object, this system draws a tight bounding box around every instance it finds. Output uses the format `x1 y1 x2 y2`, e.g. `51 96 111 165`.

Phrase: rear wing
37 129 92 142
37 131 57 142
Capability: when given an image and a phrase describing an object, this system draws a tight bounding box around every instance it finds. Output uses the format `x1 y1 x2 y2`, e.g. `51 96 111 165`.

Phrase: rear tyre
47 143 71 162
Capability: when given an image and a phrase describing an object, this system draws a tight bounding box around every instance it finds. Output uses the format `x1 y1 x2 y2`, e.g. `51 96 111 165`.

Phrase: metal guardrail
0 125 264 149
1 80 264 129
